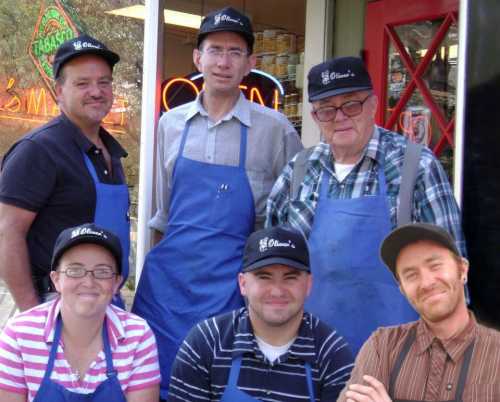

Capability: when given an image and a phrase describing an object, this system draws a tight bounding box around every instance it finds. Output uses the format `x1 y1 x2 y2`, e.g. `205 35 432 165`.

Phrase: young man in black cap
168 226 354 402
338 223 500 402
266 56 465 356
132 7 302 398
0 35 130 310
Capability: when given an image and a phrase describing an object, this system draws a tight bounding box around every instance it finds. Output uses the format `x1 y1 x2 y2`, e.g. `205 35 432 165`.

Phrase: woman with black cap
0 223 160 402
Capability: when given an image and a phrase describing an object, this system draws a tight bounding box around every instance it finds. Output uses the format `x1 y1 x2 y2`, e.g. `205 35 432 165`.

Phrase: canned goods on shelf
276 54 289 78
276 33 297 54
254 31 263 54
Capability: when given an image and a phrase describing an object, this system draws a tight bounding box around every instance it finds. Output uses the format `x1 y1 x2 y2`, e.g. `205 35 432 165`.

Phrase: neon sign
28 0 79 99
0 77 128 134
161 69 285 112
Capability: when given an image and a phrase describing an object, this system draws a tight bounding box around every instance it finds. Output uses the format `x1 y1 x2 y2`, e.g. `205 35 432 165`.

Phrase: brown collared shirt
337 313 500 401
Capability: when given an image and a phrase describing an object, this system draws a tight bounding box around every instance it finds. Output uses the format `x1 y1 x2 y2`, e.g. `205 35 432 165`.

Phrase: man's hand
345 375 392 402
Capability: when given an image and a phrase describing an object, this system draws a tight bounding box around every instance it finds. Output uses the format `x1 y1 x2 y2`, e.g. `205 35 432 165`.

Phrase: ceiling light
106 5 201 29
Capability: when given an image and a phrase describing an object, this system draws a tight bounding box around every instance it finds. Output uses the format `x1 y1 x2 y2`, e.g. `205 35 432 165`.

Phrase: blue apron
305 166 418 355
33 317 126 402
133 120 255 398
220 356 315 402
83 154 130 308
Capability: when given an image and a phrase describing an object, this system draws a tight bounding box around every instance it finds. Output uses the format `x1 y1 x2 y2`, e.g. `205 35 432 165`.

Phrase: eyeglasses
312 94 372 122
200 47 248 62
60 267 117 280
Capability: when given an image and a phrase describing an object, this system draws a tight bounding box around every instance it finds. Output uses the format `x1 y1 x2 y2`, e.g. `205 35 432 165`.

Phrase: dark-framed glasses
201 47 248 62
312 94 372 122
60 267 117 280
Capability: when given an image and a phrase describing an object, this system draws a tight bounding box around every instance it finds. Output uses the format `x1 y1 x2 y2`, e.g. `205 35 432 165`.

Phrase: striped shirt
168 308 354 402
265 126 466 256
0 298 160 401
338 313 500 401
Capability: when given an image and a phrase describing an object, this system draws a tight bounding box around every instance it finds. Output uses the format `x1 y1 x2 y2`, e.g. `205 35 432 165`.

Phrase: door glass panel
387 45 409 111
421 22 458 121
394 19 444 65
385 17 457 180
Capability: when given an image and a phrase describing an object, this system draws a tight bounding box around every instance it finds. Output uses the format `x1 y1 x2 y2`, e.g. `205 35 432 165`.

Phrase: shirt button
446 383 452 391
104 170 108 175
94 149 100 154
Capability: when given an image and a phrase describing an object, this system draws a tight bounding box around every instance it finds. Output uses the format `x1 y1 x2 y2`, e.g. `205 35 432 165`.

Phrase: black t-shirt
0 113 127 283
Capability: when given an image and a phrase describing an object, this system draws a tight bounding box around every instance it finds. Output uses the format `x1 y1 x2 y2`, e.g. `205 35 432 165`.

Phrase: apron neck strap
238 124 248 169
227 355 243 387
178 119 192 157
453 339 475 401
389 326 417 396
102 319 117 378
43 316 63 382
304 362 315 402
83 152 99 182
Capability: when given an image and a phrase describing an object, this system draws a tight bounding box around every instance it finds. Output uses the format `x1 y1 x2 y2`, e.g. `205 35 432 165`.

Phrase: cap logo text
321 69 355 85
71 227 107 239
73 41 102 51
259 237 295 252
214 13 244 26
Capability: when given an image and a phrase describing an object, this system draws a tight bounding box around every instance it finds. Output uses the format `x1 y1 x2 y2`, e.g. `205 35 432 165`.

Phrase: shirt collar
415 312 477 363
185 92 251 127
60 112 127 158
43 297 126 351
232 308 316 364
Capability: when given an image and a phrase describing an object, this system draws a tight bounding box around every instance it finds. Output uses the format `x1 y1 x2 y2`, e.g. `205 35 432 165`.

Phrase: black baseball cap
53 34 120 79
242 226 310 273
308 56 373 102
51 223 123 274
197 7 254 53
380 223 460 276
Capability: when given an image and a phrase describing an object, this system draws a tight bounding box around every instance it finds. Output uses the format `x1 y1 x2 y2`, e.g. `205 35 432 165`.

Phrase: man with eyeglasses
266 56 465 357
132 7 302 399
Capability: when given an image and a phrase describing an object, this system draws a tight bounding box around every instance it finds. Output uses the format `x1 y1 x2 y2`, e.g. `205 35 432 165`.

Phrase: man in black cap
132 7 302 397
0 34 130 310
266 56 465 356
338 223 500 402
168 226 354 402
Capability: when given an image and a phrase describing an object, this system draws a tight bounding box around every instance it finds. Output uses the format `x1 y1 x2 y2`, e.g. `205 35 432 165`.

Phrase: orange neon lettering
1 76 128 129
162 78 200 111
27 88 48 115
273 89 279 111
249 87 265 106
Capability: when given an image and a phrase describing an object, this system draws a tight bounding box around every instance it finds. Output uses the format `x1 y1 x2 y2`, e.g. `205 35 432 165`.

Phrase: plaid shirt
265 126 466 256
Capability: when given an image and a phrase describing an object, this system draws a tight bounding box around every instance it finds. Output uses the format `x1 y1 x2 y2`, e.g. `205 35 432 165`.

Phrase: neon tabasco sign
161 70 284 112
28 0 79 99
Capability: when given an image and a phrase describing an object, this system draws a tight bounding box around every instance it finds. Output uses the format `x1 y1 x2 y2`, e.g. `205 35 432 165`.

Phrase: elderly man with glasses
266 56 465 357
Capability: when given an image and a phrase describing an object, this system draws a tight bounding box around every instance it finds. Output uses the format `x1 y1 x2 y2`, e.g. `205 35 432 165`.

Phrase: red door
364 0 459 178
